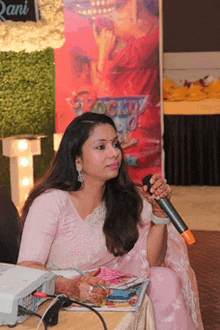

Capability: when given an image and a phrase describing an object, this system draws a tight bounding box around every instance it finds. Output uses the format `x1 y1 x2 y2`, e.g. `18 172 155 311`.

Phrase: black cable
18 306 48 330
69 298 108 330
18 295 108 330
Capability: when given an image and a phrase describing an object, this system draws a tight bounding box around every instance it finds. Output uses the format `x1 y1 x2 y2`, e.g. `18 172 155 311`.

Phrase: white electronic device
0 263 56 326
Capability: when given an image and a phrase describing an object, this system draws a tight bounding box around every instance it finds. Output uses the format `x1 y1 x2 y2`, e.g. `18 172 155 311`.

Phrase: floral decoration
0 0 65 53
163 76 220 101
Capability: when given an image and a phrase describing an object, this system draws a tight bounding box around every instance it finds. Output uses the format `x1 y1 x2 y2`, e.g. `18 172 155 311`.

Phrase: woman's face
76 124 122 184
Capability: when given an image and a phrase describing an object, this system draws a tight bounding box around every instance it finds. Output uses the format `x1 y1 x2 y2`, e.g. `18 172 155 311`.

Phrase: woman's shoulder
31 189 70 210
25 189 75 225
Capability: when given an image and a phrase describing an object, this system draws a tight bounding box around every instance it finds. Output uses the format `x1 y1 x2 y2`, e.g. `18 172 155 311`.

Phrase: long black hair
21 112 143 256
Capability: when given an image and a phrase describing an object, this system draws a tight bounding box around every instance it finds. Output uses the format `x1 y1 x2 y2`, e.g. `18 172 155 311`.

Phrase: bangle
151 213 171 225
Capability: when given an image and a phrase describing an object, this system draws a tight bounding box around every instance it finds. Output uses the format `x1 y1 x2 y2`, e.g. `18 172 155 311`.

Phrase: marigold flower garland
0 0 65 52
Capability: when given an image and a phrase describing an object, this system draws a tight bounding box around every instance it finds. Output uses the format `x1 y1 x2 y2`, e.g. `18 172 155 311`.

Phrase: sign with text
0 0 40 22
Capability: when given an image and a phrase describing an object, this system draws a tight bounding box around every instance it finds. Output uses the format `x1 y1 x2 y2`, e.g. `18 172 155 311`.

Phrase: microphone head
142 175 154 195
142 174 153 187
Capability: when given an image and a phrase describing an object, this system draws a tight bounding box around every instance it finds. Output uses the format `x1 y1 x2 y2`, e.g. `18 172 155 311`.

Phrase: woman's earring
76 165 84 183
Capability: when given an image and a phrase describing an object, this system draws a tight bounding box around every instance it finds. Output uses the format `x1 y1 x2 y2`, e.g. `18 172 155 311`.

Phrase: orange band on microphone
181 229 196 245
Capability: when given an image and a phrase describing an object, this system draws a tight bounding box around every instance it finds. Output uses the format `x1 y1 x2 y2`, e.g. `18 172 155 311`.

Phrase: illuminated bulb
19 158 29 167
21 177 31 187
18 140 28 151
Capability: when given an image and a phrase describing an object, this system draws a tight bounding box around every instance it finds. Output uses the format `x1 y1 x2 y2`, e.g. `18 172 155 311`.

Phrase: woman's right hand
19 261 110 304
93 24 116 73
56 275 111 304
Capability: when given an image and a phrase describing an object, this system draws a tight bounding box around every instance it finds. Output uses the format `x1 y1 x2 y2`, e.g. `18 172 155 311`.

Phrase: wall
163 0 220 53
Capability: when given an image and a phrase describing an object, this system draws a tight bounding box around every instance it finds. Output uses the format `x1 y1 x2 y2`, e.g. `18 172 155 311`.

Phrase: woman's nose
109 145 119 157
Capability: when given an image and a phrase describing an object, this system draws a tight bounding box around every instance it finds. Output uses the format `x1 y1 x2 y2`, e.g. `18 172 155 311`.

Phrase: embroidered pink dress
18 189 204 329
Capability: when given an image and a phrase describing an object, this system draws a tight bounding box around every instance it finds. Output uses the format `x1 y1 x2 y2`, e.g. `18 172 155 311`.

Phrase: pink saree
18 189 204 329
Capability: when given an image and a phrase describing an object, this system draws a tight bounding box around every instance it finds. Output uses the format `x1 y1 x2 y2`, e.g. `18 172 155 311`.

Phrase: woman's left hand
141 174 172 217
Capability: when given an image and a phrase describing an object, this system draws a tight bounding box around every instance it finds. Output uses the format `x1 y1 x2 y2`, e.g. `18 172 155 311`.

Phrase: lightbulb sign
0 0 40 22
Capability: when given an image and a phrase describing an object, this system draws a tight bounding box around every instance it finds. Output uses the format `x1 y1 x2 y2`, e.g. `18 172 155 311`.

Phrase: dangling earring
76 165 84 183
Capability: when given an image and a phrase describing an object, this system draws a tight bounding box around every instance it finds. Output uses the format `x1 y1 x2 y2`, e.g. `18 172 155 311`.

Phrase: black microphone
142 174 195 245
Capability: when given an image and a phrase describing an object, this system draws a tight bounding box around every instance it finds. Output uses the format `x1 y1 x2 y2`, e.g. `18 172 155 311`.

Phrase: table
0 296 155 330
163 99 220 115
163 101 220 185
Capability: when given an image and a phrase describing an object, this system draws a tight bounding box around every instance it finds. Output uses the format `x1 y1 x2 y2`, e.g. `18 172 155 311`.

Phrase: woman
18 112 203 329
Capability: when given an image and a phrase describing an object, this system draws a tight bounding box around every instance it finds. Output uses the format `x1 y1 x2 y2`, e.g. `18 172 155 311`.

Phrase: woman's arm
18 191 111 304
147 223 168 267
93 25 116 74
141 174 172 267
18 191 61 266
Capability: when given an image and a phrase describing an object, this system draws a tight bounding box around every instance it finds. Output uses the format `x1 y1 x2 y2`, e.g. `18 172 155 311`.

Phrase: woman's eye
97 145 105 150
113 141 121 148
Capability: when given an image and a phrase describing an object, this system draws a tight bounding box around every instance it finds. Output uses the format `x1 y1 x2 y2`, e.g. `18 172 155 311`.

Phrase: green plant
0 48 55 195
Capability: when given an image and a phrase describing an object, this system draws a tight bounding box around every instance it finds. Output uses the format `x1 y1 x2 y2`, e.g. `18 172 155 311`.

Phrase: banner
0 0 40 22
54 0 162 184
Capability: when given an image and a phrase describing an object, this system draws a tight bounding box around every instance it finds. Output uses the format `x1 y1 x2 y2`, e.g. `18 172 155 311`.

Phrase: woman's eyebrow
94 136 118 143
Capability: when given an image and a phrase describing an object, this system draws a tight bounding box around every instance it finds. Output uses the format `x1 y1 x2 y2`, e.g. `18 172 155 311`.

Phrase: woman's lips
107 162 120 169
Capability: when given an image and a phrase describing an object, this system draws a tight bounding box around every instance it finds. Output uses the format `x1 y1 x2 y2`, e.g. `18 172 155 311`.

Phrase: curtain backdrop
164 115 220 185
54 0 162 184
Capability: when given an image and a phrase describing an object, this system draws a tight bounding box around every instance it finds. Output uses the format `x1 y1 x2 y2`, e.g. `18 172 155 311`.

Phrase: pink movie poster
54 0 162 184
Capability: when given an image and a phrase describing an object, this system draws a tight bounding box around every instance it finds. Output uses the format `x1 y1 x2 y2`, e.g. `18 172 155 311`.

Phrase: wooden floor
188 230 220 330
171 186 220 231
171 186 220 330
